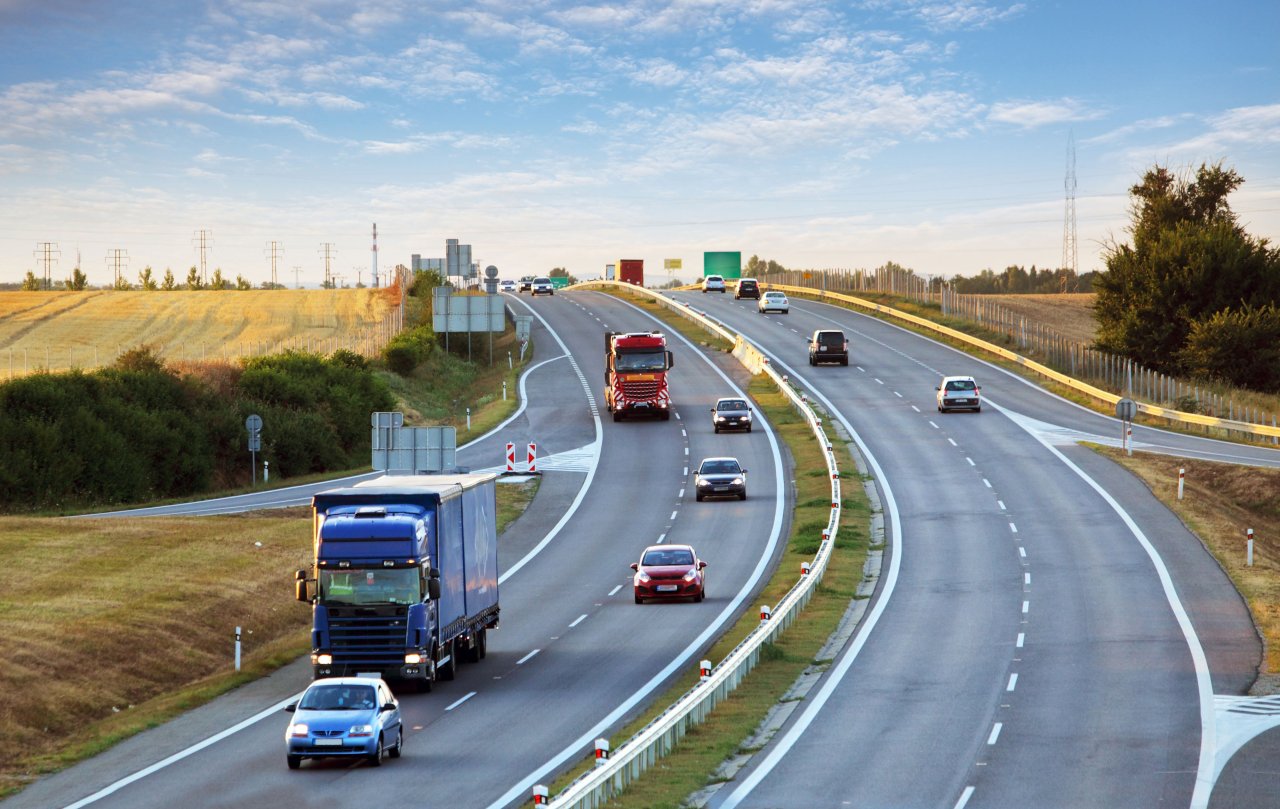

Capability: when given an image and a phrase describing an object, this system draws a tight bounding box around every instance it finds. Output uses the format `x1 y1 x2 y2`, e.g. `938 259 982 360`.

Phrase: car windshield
699 460 740 475
299 684 377 711
717 400 747 411
615 350 666 372
319 568 421 606
534 278 550 284
946 380 976 391
642 549 694 566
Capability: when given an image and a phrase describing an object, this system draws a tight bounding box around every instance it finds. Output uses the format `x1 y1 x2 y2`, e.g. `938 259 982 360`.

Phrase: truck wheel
287 755 302 770
475 628 488 660
367 735 383 767
439 641 457 681
661 410 670 421
612 410 623 422
415 678 432 693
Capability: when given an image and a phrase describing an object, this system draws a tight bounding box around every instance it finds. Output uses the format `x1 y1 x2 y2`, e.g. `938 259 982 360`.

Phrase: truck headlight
405 652 423 664
313 653 333 665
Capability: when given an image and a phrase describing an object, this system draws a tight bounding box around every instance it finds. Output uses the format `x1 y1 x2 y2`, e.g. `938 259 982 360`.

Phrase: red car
631 544 707 604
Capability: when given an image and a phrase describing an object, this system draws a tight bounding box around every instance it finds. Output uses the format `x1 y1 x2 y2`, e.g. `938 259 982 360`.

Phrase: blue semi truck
294 473 500 690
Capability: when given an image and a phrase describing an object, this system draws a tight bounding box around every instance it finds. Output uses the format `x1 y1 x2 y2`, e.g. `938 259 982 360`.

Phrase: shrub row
0 347 393 511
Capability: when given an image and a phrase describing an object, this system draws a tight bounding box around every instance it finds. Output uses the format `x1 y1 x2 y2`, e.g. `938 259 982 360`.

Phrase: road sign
245 414 262 432
1115 398 1137 421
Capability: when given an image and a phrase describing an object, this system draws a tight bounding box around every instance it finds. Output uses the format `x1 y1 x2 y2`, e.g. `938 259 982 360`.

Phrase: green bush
383 326 435 376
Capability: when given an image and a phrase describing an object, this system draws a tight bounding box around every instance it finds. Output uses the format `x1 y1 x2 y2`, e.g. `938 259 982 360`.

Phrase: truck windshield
319 568 422 606
615 350 666 372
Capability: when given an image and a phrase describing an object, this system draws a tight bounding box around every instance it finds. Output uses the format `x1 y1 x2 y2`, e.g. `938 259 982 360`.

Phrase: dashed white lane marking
678 488 685 498
856 366 865 372
911 405 920 412
947 438 957 446
966 457 975 466
517 649 540 665
1022 601 1030 614
983 478 991 488
893 391 902 398
1024 573 1031 585
684 447 689 456
955 786 976 809
997 500 1006 510
446 691 477 711
608 584 622 597
675 412 682 420
929 421 939 429
569 614 587 628
987 723 1003 745
1009 522 1018 533
1007 674 1018 692
1016 633 1025 648
683 467 688 476
1019 547 1026 558
790 328 799 333
874 378 884 385
658 533 667 543
670 511 678 520
681 429 687 437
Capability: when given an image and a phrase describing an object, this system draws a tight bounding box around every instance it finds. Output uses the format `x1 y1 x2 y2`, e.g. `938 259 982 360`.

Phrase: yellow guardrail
764 283 1280 441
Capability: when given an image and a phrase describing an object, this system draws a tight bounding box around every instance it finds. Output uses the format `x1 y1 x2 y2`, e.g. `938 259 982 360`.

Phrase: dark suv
808 329 848 366
734 278 760 300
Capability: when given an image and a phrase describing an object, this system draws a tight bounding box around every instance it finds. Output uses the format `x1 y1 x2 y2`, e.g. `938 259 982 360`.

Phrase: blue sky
1 0 1277 287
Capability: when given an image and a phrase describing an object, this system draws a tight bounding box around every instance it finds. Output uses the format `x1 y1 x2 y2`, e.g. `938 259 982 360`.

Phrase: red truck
618 259 643 285
605 331 673 421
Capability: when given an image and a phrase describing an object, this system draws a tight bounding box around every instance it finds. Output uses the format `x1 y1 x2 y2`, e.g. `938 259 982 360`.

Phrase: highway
7 291 788 809
664 289 1270 809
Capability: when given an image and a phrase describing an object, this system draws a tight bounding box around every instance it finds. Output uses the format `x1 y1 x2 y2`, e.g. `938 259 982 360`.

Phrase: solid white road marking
988 723 1003 744
446 691 477 711
517 649 541 665
1007 674 1018 692
608 584 622 597
569 614 587 628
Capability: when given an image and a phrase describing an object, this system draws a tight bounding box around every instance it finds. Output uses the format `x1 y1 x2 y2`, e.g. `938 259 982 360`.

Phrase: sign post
1115 398 1136 456
246 414 263 485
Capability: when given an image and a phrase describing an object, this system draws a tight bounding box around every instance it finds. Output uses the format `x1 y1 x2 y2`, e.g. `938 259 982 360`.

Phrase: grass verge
1093 447 1280 680
545 293 871 807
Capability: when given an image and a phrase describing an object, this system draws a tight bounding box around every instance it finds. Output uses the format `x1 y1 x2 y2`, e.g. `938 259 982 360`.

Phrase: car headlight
731 477 744 485
405 652 423 664
289 723 309 738
682 570 698 582
715 415 726 421
696 478 710 486
313 653 333 665
349 724 374 737
636 571 651 583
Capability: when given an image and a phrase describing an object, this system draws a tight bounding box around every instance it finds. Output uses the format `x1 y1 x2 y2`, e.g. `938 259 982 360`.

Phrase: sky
1 0 1277 288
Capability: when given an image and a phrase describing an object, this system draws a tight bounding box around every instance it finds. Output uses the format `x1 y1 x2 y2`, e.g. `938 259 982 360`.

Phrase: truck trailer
604 331 673 421
618 259 644 285
296 473 499 691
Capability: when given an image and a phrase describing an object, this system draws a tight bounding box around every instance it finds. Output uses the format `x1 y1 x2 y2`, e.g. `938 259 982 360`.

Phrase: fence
762 280 1280 444
545 281 845 808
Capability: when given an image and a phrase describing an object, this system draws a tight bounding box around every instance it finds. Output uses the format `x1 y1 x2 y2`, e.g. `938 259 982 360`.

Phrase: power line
292 265 303 289
33 241 59 289
265 240 283 287
106 248 129 287
319 243 336 288
1061 130 1078 286
192 229 213 284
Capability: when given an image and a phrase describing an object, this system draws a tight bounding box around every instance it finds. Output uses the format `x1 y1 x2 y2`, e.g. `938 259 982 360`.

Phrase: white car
936 375 981 412
758 291 789 314
531 277 555 296
500 279 516 293
702 275 726 293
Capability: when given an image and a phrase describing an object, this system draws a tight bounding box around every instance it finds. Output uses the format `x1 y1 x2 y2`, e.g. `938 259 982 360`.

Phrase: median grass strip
1094 448 1280 684
549 293 871 807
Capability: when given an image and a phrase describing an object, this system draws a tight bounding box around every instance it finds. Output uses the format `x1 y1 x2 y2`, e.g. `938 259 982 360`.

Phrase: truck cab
605 331 674 421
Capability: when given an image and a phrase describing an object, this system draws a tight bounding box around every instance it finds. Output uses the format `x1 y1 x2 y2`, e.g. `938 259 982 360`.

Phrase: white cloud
987 98 1104 129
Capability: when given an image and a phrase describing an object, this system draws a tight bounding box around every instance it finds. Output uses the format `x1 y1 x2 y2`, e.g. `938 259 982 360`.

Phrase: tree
21 271 41 291
236 275 253 290
1094 162 1280 375
161 268 176 290
548 267 578 284
64 267 89 290
113 274 132 291
209 268 229 290
1180 304 1280 393
185 267 203 290
138 266 158 291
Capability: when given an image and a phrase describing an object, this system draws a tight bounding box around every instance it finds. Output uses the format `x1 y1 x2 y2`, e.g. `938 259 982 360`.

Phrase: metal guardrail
766 283 1280 440
541 281 845 808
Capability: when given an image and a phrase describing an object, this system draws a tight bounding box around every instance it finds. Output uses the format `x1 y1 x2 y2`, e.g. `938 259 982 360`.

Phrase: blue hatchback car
285 677 402 769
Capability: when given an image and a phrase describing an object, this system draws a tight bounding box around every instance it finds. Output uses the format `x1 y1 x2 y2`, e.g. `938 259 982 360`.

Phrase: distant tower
1061 131 1078 290
371 223 379 288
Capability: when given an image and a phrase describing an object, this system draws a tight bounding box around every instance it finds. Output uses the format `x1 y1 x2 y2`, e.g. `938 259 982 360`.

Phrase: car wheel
975 406 982 413
714 425 720 433
287 755 302 770
694 589 704 603
746 424 752 433
702 289 707 294
808 356 815 366
388 729 403 759
739 491 747 501
634 593 643 604
696 492 704 502
841 357 849 366
368 735 383 767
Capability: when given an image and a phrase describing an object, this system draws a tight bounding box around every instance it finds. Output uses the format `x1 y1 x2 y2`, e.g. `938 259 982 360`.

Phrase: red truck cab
605 331 673 421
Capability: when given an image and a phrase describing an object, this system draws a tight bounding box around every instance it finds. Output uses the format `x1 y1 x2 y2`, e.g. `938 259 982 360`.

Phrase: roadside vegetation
543 291 872 806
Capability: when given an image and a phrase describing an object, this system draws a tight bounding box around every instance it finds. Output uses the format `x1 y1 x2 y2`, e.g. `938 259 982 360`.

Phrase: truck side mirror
295 579 310 603
427 578 441 601
295 569 307 581
666 350 674 369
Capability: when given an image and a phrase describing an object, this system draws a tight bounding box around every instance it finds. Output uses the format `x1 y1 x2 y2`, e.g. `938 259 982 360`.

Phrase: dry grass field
0 289 401 376
986 292 1098 344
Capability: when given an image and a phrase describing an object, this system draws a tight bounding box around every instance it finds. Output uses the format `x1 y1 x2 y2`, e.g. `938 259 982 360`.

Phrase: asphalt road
674 291 1268 809
7 290 789 809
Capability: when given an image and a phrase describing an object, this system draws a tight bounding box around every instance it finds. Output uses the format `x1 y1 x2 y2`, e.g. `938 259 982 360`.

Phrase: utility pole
106 248 129 287
1061 130 1078 292
371 223 379 288
193 229 213 284
33 242 60 290
319 243 336 289
292 265 303 289
266 241 283 288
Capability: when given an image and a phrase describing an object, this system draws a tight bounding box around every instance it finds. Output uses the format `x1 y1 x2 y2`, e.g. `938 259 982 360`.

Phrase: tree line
21 266 290 291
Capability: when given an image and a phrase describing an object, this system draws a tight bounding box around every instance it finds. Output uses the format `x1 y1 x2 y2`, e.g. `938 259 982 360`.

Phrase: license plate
714 486 729 492
314 739 343 747
656 585 678 592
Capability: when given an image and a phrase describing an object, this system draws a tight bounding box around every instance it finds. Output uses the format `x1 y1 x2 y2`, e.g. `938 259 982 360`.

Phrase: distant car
758 291 789 314
285 677 402 769
711 397 752 433
694 456 747 501
936 375 982 412
518 276 534 292
734 278 760 299
702 275 726 293
500 279 516 293
531 277 555 296
631 544 707 603
808 329 848 366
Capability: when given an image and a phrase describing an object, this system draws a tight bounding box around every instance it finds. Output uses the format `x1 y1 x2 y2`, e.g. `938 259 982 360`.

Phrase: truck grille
327 610 407 665
622 379 660 399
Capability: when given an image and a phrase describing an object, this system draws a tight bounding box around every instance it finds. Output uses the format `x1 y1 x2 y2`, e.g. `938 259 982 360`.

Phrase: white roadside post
1247 528 1255 567
235 626 242 672
1177 468 1185 500
594 738 610 766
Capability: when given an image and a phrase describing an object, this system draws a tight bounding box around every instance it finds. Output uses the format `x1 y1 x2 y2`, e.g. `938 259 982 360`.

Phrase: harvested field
0 289 401 376
987 293 1097 344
